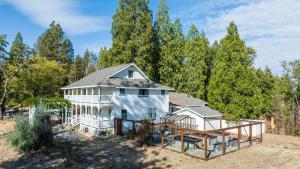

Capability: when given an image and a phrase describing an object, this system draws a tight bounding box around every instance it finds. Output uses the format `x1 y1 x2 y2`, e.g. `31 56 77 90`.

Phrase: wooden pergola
158 116 264 161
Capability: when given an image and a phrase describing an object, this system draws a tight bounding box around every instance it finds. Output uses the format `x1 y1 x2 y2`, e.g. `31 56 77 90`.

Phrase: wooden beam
238 126 241 149
180 129 184 153
222 130 225 155
260 122 263 143
204 135 208 161
161 126 164 148
204 117 206 131
249 123 252 145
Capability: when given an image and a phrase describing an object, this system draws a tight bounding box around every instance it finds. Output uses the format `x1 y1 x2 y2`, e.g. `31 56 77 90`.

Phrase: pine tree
108 0 156 79
98 47 112 68
181 25 209 99
9 33 30 63
256 67 276 119
83 49 98 76
155 0 171 44
35 21 74 84
207 22 262 119
35 21 74 64
158 17 185 90
204 41 220 99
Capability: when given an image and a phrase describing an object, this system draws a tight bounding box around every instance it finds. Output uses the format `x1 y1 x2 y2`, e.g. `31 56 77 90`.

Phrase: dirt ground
0 119 299 169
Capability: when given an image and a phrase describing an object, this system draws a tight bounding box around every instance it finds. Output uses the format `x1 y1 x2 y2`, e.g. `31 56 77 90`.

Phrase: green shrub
8 101 53 153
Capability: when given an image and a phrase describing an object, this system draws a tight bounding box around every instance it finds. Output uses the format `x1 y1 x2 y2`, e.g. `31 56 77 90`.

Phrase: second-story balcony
100 95 113 104
64 94 113 104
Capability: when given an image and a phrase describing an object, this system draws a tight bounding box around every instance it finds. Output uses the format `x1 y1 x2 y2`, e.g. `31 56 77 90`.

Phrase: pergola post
222 130 225 155
180 129 184 153
249 123 252 145
260 122 263 142
204 135 208 161
204 117 206 131
238 126 241 149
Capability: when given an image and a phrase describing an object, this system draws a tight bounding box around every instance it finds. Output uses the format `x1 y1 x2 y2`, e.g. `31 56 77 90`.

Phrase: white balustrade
100 95 113 103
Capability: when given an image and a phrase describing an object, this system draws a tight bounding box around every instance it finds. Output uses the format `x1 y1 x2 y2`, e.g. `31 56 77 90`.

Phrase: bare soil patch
0 119 299 169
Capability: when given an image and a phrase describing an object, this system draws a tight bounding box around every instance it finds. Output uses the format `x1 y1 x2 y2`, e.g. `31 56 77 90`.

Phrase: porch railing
80 116 113 129
100 95 113 103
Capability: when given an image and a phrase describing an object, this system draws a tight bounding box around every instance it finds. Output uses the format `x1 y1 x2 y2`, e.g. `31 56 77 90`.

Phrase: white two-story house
62 63 173 134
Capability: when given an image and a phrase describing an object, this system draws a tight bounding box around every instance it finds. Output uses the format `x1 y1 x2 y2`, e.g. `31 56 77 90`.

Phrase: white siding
111 65 146 79
175 109 205 131
113 88 169 122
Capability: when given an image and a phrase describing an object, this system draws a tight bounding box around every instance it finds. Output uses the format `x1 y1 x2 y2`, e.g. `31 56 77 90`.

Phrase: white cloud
5 0 110 35
202 0 300 75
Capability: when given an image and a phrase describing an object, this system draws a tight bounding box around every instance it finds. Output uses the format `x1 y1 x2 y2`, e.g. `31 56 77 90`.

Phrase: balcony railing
100 95 113 104
64 94 113 104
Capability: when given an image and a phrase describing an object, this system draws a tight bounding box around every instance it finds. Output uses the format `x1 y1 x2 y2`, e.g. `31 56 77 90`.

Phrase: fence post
132 121 136 139
204 135 208 161
180 129 184 153
260 122 263 142
222 130 225 155
238 126 241 150
249 123 252 145
160 125 164 148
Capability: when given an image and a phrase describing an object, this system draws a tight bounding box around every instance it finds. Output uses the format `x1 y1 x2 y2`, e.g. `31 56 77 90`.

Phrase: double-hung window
139 89 149 97
128 70 133 78
148 108 156 119
121 109 127 120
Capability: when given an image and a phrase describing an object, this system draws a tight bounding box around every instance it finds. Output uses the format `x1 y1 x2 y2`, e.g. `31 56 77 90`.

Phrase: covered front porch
68 104 114 133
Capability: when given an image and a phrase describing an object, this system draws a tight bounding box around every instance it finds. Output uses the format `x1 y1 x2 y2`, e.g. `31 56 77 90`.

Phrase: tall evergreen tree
207 22 262 119
98 47 112 68
70 54 84 82
181 25 209 99
108 0 156 79
35 21 74 64
35 21 74 83
9 33 30 63
256 67 276 119
158 17 185 90
202 41 220 99
83 49 98 76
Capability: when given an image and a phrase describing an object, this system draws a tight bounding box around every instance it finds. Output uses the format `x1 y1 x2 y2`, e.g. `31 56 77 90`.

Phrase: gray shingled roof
169 92 207 107
99 78 173 90
186 106 223 117
62 63 173 90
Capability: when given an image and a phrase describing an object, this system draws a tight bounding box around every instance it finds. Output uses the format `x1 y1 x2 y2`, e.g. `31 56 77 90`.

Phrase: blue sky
0 0 299 75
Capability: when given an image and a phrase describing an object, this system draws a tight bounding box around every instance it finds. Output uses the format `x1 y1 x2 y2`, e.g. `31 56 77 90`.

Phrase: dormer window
128 70 133 78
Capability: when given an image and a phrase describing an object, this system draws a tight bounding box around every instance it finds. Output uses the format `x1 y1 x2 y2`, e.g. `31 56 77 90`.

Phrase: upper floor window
148 108 156 119
128 70 133 78
94 88 99 95
87 88 93 95
139 89 149 97
121 109 127 120
77 89 81 95
65 90 68 95
161 90 165 95
120 88 126 95
82 89 86 95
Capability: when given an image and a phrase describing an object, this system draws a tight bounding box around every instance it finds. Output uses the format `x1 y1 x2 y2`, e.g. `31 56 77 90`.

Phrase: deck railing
100 95 113 103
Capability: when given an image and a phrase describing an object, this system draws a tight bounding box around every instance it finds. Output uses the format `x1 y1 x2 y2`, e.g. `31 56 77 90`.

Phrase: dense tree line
0 0 299 135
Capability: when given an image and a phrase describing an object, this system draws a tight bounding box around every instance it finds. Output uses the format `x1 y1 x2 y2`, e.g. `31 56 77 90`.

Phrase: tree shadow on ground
0 132 171 169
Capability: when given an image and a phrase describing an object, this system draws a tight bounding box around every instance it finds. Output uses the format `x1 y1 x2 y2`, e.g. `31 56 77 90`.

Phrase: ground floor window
148 108 156 119
121 109 127 120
